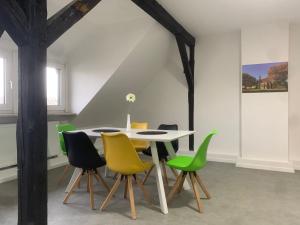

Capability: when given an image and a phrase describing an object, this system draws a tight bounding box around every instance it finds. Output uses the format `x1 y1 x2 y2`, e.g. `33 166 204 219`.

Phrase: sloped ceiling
47 0 300 55
47 0 149 56
159 0 300 36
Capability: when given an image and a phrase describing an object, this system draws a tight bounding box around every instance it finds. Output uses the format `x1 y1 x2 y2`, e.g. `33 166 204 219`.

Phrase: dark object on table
136 131 167 135
92 129 120 133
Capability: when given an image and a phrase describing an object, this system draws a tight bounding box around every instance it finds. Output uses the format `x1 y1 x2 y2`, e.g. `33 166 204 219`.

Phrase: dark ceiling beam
0 0 29 45
46 0 103 47
176 36 193 89
0 26 4 38
131 0 195 47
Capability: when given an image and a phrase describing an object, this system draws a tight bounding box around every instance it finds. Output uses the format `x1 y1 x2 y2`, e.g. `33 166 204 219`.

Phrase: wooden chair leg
135 176 151 204
161 160 169 189
94 172 110 193
100 174 122 211
127 175 137 220
87 172 90 192
113 172 118 180
177 172 187 194
167 171 183 202
124 176 128 199
58 164 70 185
88 171 95 209
170 168 179 178
189 172 204 213
63 171 82 204
142 165 154 185
194 172 211 199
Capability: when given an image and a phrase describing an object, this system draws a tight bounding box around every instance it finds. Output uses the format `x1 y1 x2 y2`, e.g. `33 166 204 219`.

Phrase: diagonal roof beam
46 0 103 47
0 0 29 45
0 26 4 38
131 0 195 47
176 36 193 89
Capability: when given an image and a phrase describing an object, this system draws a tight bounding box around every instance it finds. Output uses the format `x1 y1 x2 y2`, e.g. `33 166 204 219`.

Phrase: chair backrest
102 133 146 174
188 130 217 171
63 132 103 169
56 123 76 155
156 124 179 158
131 122 148 129
131 122 149 149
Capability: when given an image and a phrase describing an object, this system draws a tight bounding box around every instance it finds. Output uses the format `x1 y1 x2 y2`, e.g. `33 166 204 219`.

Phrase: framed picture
242 62 288 93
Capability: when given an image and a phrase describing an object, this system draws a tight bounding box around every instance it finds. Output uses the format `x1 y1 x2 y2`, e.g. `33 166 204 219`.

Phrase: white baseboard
236 157 295 173
207 152 237 163
293 161 300 170
0 156 68 184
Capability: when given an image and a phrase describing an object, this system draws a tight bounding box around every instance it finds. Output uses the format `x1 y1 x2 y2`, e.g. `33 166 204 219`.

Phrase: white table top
74 127 195 142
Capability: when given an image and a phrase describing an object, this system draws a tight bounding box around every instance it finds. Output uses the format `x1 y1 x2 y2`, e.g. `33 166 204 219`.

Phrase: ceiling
33 0 300 56
160 0 300 36
47 0 147 26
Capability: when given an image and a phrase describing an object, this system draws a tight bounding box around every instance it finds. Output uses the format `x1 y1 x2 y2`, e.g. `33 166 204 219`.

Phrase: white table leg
65 167 81 193
150 141 168 214
164 142 191 190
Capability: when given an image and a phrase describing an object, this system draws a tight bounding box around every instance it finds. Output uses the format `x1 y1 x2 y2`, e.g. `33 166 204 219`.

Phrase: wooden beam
131 0 195 47
188 45 195 151
176 36 193 89
46 0 102 47
176 36 195 150
16 1 48 224
0 0 28 45
0 26 4 38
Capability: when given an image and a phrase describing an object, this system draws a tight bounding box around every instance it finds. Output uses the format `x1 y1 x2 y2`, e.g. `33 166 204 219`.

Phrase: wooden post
176 36 195 150
188 45 195 150
16 1 48 224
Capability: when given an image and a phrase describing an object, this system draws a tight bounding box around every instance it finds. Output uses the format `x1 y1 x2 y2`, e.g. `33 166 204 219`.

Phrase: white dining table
65 127 195 214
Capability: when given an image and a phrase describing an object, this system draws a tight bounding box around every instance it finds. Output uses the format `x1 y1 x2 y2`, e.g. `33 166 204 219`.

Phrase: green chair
166 130 217 213
56 123 76 184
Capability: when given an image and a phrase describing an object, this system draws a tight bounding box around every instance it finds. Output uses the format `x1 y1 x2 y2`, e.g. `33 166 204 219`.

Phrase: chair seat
167 156 205 171
110 161 153 175
167 156 193 169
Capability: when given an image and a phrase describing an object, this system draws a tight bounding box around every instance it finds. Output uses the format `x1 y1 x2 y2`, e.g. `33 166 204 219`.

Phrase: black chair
142 124 179 187
62 132 110 209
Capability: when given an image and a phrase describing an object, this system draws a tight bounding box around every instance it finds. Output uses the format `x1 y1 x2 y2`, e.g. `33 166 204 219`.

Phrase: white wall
68 19 154 114
0 122 68 183
289 24 300 168
131 65 189 150
131 31 241 158
238 23 292 172
73 24 172 127
195 32 241 161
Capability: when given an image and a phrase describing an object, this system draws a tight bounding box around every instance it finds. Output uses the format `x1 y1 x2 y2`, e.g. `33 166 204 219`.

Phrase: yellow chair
100 133 153 220
131 122 150 152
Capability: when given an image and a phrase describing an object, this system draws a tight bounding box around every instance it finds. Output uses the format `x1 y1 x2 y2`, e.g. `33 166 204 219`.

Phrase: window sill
0 112 77 124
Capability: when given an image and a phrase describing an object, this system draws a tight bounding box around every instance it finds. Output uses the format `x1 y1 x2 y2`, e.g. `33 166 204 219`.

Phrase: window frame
46 62 67 112
0 48 13 113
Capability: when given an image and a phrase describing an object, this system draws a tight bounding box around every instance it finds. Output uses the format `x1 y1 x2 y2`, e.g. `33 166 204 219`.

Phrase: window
0 58 5 104
0 49 13 112
46 64 66 111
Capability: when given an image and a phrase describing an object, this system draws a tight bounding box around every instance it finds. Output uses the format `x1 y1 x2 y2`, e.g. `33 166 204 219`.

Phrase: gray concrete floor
1 162 300 225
